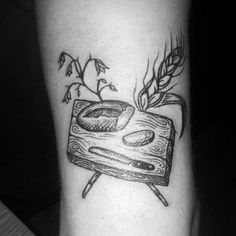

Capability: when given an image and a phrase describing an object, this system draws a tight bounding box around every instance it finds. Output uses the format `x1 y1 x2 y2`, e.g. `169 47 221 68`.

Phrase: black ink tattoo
58 53 117 103
58 33 186 207
122 130 155 147
76 100 134 132
134 33 186 138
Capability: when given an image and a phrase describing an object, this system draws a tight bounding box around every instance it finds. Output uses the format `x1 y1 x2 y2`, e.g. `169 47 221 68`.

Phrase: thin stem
83 84 99 97
170 32 173 53
143 60 150 87
99 83 111 92
152 52 159 81
65 54 101 100
81 57 95 79
65 82 100 101
133 79 139 110
61 52 112 101
97 78 106 92
76 57 83 75
145 53 159 93
80 57 104 99
63 52 81 76
65 82 80 94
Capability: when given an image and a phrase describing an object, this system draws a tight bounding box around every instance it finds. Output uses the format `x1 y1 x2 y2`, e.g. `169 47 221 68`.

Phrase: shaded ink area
122 130 155 147
76 100 134 132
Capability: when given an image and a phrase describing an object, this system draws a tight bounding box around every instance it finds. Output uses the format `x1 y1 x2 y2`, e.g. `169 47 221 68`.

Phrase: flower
66 64 73 76
58 53 65 69
62 91 71 104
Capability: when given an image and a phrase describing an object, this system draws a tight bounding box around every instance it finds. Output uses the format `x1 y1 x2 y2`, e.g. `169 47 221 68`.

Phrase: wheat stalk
135 32 187 138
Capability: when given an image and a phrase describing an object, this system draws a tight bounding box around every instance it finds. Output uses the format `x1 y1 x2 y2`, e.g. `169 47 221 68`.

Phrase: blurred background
0 0 234 235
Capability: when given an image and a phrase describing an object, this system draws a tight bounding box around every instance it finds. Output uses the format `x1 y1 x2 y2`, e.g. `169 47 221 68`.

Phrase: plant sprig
134 33 186 138
58 52 117 103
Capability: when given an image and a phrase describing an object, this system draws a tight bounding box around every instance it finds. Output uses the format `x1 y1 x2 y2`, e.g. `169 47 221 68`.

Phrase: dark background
0 0 234 235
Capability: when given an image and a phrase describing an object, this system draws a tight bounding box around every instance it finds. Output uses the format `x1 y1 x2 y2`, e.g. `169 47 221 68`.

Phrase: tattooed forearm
58 32 186 207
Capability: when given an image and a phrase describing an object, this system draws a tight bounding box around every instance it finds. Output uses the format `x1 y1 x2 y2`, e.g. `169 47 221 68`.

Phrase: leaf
159 61 167 77
62 90 71 104
100 78 107 84
109 84 117 91
159 75 171 89
96 59 109 69
140 92 149 111
137 87 147 111
148 93 164 107
153 93 186 138
94 59 109 75
146 78 158 95
67 90 71 99
167 65 175 74
94 61 100 75
173 55 181 65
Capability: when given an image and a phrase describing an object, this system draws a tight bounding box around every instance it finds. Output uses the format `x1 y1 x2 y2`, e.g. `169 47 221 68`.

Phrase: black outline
134 33 186 138
59 32 187 207
58 53 116 102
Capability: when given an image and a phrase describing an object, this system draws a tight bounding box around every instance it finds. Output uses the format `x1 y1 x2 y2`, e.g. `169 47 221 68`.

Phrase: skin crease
35 1 197 235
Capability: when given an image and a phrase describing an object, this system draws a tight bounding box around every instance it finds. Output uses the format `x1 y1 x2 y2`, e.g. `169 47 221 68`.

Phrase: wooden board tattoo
58 33 186 207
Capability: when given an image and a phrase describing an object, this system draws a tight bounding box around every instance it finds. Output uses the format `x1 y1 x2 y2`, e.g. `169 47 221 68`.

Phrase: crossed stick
82 171 169 207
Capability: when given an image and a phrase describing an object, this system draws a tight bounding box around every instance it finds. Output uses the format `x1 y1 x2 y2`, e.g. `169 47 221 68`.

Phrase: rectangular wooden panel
67 100 175 186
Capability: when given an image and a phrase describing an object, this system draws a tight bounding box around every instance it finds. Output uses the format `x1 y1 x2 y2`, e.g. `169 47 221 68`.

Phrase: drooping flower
58 53 65 69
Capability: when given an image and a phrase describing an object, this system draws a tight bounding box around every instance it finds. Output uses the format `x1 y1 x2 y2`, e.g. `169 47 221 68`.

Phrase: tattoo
58 52 116 103
58 32 186 207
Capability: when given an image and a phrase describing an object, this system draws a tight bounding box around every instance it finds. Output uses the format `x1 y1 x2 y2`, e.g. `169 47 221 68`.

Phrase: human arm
35 0 196 235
